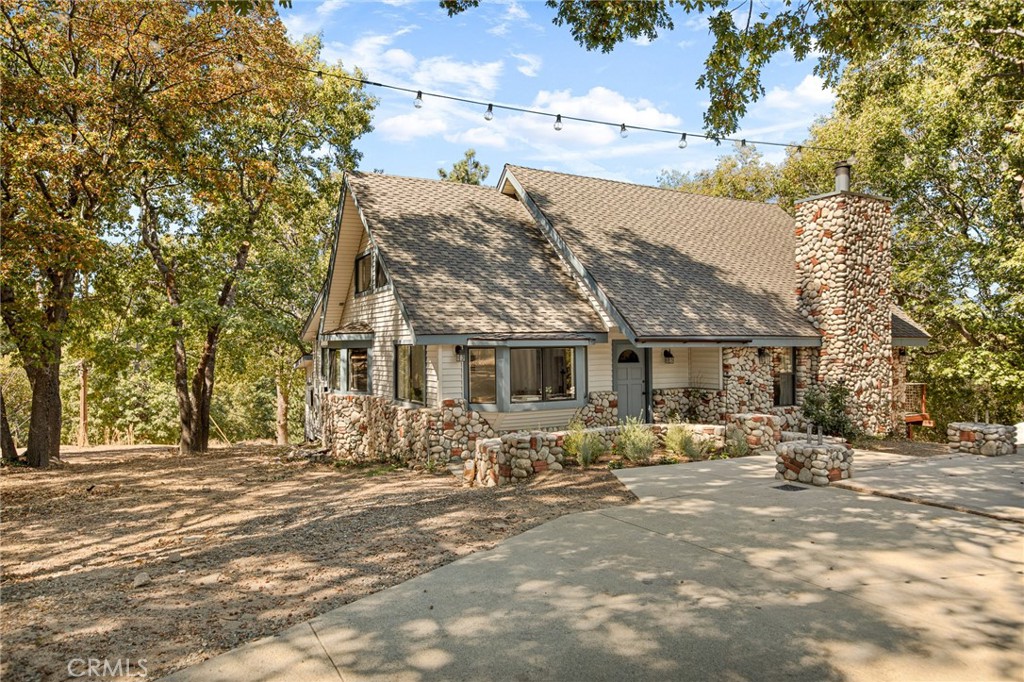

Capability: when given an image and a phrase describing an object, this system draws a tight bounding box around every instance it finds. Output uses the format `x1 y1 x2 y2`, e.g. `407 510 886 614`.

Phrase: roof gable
341 172 606 337
504 165 820 341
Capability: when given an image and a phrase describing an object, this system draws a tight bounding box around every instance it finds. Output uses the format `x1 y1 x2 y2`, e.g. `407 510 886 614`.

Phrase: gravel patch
0 444 635 680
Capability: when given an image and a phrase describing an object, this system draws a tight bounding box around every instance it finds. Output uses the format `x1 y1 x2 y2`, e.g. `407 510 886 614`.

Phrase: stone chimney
794 161 893 435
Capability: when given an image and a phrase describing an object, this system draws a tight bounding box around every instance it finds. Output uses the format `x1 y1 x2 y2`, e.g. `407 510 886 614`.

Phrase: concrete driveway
164 452 1023 682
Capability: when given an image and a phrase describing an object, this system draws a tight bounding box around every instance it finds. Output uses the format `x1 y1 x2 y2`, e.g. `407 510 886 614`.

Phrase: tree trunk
77 361 89 447
173 333 196 456
276 369 289 446
24 356 62 468
1 389 19 463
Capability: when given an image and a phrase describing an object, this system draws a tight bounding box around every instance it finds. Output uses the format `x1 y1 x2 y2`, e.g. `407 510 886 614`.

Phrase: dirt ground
0 445 636 681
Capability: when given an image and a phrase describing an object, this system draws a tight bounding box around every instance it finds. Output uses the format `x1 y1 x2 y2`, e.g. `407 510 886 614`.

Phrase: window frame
772 347 797 407
509 346 577 404
347 347 369 394
322 341 373 395
465 345 588 413
394 343 428 405
468 347 497 405
354 252 373 294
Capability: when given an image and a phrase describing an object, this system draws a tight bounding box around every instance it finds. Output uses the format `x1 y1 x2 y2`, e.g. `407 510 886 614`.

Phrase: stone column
794 164 893 435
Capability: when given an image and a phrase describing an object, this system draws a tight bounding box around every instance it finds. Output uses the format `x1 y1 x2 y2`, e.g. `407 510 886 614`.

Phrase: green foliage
658 144 780 203
437 148 490 185
802 382 857 440
615 417 656 463
722 427 752 458
1 355 31 449
663 425 710 460
564 419 607 467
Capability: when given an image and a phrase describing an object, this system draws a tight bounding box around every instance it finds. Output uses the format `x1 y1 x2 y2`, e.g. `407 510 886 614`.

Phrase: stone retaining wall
575 391 619 427
727 413 782 454
775 441 853 486
947 422 1016 456
323 394 496 464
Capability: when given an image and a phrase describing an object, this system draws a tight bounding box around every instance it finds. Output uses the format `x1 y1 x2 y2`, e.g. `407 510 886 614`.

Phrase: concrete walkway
164 452 1024 682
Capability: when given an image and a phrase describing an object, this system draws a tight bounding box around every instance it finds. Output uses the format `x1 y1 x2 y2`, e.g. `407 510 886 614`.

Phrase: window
347 348 368 393
396 344 426 403
374 258 388 288
321 348 330 381
328 348 341 391
773 348 796 406
355 253 372 294
510 347 576 403
469 348 496 404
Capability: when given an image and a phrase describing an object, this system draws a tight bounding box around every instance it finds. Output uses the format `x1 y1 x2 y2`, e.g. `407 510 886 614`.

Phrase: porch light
758 347 767 360
454 345 465 361
662 350 675 364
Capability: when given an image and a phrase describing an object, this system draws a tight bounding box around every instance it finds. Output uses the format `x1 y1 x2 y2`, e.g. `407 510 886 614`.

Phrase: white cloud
316 0 346 16
377 112 449 142
761 74 836 110
413 57 503 96
631 36 652 47
487 23 510 37
512 53 542 77
445 126 510 150
281 12 324 38
322 29 418 75
505 0 529 21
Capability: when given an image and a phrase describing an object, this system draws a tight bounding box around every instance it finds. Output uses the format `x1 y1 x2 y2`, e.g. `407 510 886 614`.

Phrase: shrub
722 427 752 458
664 425 710 460
802 381 857 440
616 416 656 463
564 420 605 467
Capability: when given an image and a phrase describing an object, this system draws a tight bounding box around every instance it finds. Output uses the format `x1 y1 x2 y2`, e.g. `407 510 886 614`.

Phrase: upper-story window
375 258 388 288
355 253 373 294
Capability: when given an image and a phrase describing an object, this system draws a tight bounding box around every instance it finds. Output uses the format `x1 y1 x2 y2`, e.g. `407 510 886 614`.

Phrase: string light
484 103 494 121
314 71 324 87
55 11 854 158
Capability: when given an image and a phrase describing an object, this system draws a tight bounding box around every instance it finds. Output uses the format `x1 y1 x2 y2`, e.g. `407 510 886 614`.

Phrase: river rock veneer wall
947 422 1017 456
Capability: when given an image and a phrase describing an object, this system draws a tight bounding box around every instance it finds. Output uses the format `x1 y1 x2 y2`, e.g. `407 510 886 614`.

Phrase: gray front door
613 343 646 421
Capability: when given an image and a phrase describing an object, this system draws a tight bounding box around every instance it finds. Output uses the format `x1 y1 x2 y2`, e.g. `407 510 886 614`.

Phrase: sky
279 0 837 186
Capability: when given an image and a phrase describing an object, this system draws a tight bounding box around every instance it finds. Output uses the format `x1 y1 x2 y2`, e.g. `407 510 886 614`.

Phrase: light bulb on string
148 35 162 54
793 145 803 160
678 133 688 149
232 54 245 74
553 114 563 131
619 123 628 139
484 104 494 121
314 71 324 87
740 139 746 147
414 91 423 108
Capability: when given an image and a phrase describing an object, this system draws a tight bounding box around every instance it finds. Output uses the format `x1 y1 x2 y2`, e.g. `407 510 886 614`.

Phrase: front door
613 343 646 421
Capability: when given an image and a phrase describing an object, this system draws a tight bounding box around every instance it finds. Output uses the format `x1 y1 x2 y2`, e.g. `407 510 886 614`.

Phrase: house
299 161 929 463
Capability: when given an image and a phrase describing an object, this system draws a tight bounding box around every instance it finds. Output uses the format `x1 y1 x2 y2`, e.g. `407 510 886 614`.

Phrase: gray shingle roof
506 165 821 340
345 172 605 337
891 304 930 339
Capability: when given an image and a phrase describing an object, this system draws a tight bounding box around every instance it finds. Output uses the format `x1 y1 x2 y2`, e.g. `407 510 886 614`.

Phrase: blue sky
280 0 836 185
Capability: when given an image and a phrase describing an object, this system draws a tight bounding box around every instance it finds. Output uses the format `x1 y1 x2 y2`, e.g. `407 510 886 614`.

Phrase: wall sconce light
898 347 907 358
454 345 465 362
757 347 767 360
662 350 675 364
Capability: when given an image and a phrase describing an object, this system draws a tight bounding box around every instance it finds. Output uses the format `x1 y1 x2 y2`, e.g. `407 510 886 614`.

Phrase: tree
437 148 490 185
441 0 1016 142
657 143 780 203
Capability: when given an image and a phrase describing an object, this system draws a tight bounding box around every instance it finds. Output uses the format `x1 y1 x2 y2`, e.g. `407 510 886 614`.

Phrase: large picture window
469 348 496 404
347 348 368 393
396 344 426 404
355 253 372 294
510 347 576 403
773 348 796 406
